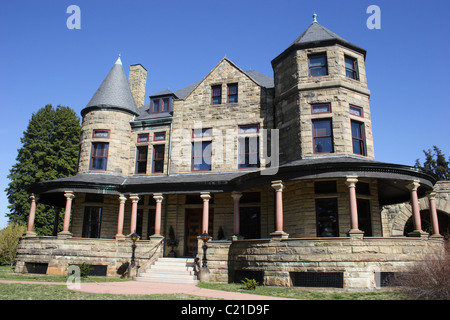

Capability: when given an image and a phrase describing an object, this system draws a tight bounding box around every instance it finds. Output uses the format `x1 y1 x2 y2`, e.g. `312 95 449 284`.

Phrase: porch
19 157 444 287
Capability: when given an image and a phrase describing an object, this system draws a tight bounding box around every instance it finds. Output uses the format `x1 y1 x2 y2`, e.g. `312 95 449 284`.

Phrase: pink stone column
116 195 127 238
59 191 75 237
231 191 242 236
427 191 440 236
26 194 38 236
271 180 288 238
153 193 164 235
129 194 140 234
345 176 360 231
200 192 211 235
406 180 422 233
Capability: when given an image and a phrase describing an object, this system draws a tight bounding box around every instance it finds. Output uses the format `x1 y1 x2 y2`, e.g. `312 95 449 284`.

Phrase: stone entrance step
135 257 198 284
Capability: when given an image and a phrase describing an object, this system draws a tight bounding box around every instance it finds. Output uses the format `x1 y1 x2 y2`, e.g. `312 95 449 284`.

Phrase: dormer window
151 98 170 113
308 54 328 77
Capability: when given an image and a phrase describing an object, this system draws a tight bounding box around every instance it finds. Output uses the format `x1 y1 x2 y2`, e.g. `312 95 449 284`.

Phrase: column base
23 231 37 237
57 231 73 239
128 265 138 279
231 234 244 241
150 234 164 240
408 230 429 238
347 229 364 240
198 267 210 282
115 234 126 240
270 230 289 239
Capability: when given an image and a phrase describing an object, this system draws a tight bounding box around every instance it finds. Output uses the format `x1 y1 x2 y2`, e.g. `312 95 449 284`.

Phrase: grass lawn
198 282 405 300
0 265 405 300
0 265 208 300
0 282 208 300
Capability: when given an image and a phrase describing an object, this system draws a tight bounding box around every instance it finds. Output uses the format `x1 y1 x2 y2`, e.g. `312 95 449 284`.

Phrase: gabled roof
272 18 367 66
82 56 139 116
171 58 274 101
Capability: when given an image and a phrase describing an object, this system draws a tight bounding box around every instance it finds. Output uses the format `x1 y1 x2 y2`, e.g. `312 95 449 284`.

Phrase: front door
184 208 213 256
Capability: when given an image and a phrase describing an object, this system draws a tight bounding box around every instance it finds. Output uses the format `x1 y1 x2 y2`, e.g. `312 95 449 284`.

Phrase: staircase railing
137 237 164 274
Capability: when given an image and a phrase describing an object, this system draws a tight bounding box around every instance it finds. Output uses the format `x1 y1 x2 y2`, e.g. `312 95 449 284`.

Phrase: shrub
78 263 93 278
69 263 93 278
241 278 259 290
394 242 450 300
0 222 26 266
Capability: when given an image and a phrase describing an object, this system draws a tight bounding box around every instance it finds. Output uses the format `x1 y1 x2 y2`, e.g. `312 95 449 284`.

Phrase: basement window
375 272 398 288
25 262 48 274
291 272 344 288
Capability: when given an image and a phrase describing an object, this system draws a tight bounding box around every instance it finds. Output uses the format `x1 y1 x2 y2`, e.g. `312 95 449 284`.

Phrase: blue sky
0 0 449 229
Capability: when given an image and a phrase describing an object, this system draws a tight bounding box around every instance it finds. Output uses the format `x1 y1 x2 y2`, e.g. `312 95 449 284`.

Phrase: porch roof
32 156 435 207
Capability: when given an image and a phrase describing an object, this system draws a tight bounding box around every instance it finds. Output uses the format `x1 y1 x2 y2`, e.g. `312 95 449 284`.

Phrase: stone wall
170 58 274 174
78 109 134 175
199 236 444 289
15 236 163 277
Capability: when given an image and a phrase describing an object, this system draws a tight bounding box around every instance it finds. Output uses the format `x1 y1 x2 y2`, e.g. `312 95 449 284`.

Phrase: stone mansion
16 17 448 289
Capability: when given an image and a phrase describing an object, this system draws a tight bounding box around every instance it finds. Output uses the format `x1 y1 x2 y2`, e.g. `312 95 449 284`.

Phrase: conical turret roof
82 56 139 116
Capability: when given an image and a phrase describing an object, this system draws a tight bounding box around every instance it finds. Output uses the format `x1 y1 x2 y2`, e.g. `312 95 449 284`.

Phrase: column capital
30 193 40 202
200 192 211 201
406 180 420 191
64 191 75 200
345 176 358 188
119 194 127 203
129 194 140 203
153 193 164 203
231 191 242 201
426 191 436 200
271 180 285 192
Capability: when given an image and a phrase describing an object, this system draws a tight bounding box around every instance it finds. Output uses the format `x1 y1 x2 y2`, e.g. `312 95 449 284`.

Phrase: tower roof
272 16 366 66
82 56 139 116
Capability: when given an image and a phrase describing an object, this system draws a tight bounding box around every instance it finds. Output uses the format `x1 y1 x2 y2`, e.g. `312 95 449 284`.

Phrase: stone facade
15 236 163 277
199 236 443 289
18 19 448 289
170 58 274 173
78 110 134 175
273 45 373 163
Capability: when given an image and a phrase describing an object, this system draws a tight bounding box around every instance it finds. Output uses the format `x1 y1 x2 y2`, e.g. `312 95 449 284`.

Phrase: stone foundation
198 235 444 289
15 236 163 277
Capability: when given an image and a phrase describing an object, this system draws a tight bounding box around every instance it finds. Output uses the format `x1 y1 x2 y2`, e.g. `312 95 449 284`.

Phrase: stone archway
381 181 450 237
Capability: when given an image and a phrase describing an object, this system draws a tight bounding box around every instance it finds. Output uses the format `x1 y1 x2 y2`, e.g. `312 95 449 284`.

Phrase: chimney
128 64 147 108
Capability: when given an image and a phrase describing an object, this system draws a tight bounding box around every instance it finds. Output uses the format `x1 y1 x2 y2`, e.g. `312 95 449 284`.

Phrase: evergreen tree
414 146 450 181
5 105 81 235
